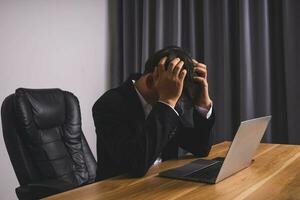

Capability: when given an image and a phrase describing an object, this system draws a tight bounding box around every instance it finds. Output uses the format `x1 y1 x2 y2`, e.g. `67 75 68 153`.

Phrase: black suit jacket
92 74 215 180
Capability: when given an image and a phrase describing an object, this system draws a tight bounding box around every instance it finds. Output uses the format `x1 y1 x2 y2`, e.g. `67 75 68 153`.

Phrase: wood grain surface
44 142 300 200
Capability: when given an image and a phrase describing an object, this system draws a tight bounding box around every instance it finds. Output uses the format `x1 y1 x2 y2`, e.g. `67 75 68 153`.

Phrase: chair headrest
15 88 66 129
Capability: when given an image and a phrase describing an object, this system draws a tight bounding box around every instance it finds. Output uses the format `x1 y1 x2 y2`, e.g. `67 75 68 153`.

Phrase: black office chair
1 88 97 200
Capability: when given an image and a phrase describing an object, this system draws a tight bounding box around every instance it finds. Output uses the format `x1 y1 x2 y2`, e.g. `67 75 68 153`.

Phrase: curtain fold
108 0 300 144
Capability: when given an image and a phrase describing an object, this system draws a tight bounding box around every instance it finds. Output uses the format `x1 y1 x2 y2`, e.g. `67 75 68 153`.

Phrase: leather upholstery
1 88 97 199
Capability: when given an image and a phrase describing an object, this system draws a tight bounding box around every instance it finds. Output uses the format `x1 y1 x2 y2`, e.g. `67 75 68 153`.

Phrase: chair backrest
1 88 97 187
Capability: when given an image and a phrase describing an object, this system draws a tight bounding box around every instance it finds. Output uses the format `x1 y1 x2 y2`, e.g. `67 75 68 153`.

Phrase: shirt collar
132 80 152 118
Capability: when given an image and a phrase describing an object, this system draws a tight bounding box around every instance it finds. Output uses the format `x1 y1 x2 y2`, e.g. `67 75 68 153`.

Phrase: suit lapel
120 73 180 160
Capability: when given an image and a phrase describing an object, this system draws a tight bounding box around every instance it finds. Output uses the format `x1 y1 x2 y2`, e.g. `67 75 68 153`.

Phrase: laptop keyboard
184 161 223 181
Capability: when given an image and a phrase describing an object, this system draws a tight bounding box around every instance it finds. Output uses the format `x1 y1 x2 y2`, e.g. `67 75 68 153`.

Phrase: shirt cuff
158 101 179 116
194 101 213 119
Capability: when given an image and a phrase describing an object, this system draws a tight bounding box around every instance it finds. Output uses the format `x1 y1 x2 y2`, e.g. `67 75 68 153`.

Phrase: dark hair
144 46 196 88
144 46 194 74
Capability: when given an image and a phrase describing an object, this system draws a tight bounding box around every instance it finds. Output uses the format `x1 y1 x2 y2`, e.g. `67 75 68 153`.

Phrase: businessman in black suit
93 46 215 180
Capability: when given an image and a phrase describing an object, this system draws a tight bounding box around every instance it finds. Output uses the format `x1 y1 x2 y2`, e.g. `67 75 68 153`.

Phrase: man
93 46 215 180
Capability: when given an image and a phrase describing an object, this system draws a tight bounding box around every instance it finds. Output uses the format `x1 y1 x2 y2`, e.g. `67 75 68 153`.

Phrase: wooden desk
44 142 300 200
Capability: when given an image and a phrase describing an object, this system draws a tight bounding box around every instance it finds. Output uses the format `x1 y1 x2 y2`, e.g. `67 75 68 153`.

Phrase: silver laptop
159 116 271 184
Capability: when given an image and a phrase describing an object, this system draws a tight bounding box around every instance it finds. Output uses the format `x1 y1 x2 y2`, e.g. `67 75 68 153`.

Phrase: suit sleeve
177 108 215 157
92 94 180 177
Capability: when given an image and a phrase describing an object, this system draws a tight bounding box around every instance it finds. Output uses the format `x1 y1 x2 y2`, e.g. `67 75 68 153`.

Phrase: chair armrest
16 179 77 200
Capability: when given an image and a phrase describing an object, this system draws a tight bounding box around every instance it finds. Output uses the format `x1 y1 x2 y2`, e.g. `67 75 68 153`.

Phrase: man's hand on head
154 57 187 108
192 59 212 109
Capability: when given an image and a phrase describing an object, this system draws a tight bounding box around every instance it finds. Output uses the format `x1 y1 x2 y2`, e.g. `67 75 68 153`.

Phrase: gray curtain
108 0 300 144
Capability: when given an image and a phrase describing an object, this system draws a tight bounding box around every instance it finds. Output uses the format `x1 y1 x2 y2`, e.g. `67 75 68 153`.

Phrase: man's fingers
194 67 207 79
193 76 208 86
173 61 184 77
197 63 207 69
192 59 198 64
192 59 207 69
179 69 187 81
159 56 167 65
158 57 167 74
195 62 207 69
167 58 181 73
